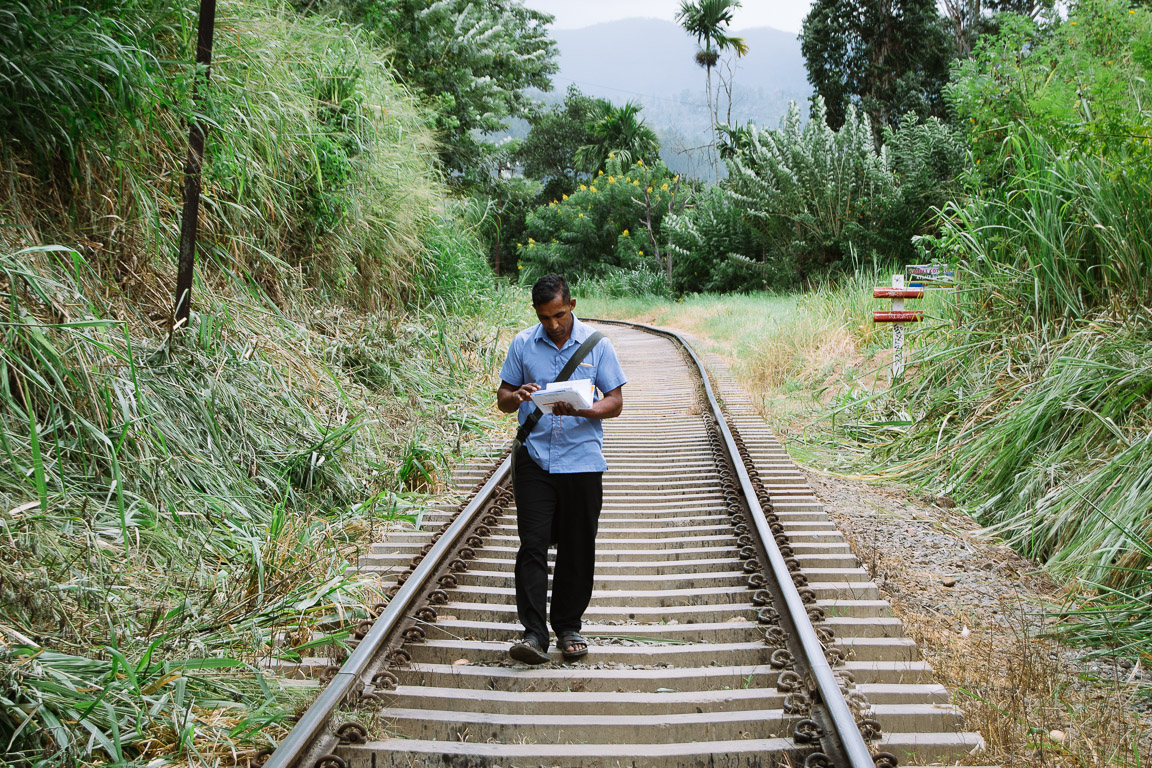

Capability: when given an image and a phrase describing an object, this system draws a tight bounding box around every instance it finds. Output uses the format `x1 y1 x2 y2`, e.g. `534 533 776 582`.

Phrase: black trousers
512 447 602 648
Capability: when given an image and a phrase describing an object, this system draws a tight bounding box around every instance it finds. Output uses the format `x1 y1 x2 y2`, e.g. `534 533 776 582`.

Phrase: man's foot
558 631 589 661
508 635 550 665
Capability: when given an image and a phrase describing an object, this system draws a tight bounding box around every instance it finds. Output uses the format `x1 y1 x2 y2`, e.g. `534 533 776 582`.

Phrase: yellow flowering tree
517 157 691 283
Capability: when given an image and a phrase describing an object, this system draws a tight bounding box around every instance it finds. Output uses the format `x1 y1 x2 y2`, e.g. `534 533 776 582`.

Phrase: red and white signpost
873 275 924 382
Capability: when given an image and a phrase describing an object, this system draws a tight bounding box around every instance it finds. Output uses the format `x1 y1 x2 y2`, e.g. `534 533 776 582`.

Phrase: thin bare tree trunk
705 63 718 182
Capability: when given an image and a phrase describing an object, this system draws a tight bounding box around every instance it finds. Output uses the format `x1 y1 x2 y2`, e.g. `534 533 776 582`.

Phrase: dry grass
900 593 1151 766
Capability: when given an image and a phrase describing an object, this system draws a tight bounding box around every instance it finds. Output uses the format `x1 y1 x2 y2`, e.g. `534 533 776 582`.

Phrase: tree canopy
328 0 558 188
574 101 662 174
516 85 604 202
800 0 953 135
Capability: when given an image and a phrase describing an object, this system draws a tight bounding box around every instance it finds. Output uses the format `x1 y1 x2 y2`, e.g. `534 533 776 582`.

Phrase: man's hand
552 386 623 420
550 401 582 417
511 383 540 403
497 381 540 413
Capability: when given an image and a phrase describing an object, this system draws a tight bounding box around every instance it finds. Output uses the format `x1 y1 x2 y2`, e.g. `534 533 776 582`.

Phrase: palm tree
675 0 748 178
574 100 661 173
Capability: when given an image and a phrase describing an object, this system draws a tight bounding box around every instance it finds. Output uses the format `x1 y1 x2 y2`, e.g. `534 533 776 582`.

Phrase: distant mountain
548 18 811 178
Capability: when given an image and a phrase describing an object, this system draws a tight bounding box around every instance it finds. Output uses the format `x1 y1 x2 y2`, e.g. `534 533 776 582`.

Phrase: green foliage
0 0 176 160
0 0 511 761
839 0 1152 652
516 157 690 286
0 0 448 308
947 0 1152 177
327 0 559 188
516 84 602 201
927 137 1152 324
574 266 671 299
800 0 953 134
940 0 1055 58
665 186 781 292
0 642 270 766
418 201 499 308
725 98 965 278
0 243 512 764
196 12 443 301
511 94 662 280
574 100 662 175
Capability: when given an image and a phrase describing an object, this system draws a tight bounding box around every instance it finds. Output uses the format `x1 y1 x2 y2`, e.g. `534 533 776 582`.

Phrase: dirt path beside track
805 468 1151 766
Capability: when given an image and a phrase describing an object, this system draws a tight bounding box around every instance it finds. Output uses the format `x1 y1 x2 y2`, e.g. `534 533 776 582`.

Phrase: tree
941 0 1050 57
573 101 661 175
327 0 558 188
517 156 689 283
800 0 953 140
725 98 964 277
675 0 748 177
516 85 603 202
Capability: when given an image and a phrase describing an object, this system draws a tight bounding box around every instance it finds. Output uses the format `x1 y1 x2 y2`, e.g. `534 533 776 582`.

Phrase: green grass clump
0 0 177 159
0 1 520 762
837 137 1152 656
0 240 517 765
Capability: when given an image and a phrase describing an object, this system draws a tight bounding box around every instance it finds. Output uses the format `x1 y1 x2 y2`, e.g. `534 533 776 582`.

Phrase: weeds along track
262 322 988 768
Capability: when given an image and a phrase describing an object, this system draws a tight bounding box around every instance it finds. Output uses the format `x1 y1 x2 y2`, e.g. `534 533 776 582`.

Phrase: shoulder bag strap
514 331 604 445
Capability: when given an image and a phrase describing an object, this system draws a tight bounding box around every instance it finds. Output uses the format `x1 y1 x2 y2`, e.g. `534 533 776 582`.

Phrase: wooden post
172 0 218 333
872 281 924 387
891 274 905 381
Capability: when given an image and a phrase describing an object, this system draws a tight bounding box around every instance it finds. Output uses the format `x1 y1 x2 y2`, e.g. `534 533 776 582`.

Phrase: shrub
665 186 784 292
726 98 964 279
948 0 1152 179
516 156 691 286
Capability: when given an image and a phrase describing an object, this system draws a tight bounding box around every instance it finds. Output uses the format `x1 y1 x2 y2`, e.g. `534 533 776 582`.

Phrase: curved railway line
262 321 988 768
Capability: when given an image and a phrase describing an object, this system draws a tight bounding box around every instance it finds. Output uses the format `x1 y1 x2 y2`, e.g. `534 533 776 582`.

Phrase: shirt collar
533 314 589 350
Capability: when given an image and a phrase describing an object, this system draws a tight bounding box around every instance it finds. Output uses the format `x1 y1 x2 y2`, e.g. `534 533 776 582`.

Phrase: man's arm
551 386 623 420
497 379 540 414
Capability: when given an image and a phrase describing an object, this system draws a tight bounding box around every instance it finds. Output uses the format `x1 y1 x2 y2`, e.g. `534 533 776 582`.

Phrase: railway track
263 321 987 768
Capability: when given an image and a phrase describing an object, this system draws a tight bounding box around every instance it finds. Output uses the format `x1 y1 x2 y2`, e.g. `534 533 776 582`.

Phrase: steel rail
263 454 512 768
265 318 873 768
591 318 875 768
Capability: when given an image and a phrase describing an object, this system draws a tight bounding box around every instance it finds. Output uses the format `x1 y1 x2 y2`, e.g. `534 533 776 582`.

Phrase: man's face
535 293 576 345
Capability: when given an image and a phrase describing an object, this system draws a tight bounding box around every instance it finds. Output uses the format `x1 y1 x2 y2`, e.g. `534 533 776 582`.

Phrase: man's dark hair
532 274 571 306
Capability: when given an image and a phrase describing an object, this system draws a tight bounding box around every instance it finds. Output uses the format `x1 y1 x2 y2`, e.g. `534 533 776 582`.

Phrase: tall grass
0 0 178 159
573 267 671 299
0 0 517 762
0 239 515 765
839 137 1152 654
0 0 444 310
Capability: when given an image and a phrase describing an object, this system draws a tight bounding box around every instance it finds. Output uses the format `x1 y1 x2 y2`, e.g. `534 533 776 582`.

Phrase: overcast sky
525 1 813 34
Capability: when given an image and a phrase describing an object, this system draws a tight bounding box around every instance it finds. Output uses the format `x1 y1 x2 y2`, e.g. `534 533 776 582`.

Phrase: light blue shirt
500 316 628 473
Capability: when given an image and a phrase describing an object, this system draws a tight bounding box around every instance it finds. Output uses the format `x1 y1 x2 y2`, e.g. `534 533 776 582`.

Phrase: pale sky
525 0 813 34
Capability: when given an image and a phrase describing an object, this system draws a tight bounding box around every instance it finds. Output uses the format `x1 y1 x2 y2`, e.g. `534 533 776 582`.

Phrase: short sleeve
499 335 525 387
593 338 628 393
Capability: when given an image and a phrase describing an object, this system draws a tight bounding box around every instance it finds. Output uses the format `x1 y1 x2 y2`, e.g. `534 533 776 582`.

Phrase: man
496 274 627 664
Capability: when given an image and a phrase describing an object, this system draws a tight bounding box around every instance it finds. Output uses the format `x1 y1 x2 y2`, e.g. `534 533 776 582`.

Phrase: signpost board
905 263 956 290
